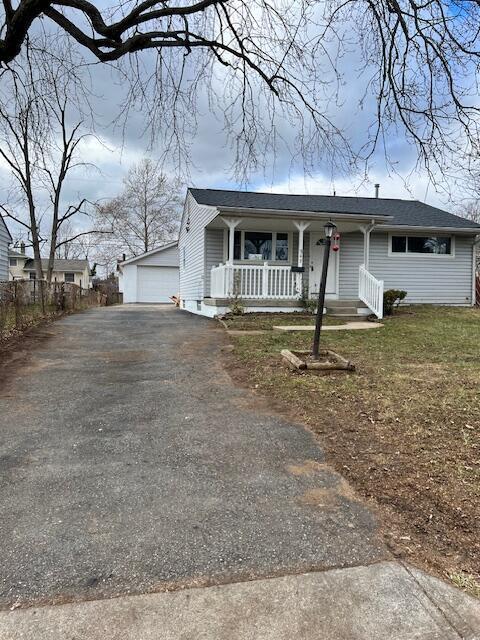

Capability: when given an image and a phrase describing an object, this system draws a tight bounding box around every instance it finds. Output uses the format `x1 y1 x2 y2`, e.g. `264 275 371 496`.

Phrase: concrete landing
1 561 478 639
274 321 384 332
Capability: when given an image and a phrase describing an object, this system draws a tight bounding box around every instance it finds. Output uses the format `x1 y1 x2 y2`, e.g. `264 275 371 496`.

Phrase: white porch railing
359 264 384 318
211 263 300 300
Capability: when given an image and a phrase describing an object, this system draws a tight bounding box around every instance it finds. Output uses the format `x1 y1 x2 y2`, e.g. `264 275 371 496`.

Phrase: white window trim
223 229 293 264
387 233 455 258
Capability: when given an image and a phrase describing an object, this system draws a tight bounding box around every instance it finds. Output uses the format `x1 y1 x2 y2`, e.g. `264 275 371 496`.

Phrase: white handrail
359 264 384 318
210 263 300 299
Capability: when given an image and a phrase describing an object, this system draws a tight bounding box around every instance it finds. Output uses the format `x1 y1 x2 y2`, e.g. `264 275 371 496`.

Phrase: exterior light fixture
324 221 336 238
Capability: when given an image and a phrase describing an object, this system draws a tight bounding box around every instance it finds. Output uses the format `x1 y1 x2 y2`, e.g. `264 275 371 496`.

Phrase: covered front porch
206 212 384 318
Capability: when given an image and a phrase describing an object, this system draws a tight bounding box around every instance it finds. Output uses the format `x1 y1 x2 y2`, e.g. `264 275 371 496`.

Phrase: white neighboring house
0 217 12 281
8 246 91 288
118 241 179 303
178 188 480 319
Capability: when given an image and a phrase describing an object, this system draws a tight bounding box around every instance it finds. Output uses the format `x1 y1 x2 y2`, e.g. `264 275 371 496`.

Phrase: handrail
359 264 384 318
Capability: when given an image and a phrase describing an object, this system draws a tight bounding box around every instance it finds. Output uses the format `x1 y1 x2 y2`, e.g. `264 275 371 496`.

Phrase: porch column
220 217 242 264
360 220 375 271
293 221 310 294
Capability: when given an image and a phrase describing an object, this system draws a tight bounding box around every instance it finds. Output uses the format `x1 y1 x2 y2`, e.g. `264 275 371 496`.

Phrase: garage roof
119 241 178 266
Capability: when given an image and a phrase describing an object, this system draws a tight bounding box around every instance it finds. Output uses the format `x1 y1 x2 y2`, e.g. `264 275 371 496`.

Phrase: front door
309 232 338 297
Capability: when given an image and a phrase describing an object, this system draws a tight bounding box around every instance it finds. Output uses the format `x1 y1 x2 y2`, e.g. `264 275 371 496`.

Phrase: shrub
300 285 317 314
384 289 407 315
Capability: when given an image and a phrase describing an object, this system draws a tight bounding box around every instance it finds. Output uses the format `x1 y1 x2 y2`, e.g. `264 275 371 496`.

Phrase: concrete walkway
0 305 478 638
1 562 479 639
273 320 384 332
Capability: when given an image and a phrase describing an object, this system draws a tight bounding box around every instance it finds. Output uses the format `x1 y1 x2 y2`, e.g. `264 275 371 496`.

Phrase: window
244 231 272 259
9 258 17 266
29 272 36 280
391 235 452 255
276 233 289 260
64 272 75 283
231 231 290 262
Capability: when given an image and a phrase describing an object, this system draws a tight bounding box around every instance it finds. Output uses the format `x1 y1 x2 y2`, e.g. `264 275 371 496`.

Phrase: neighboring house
118 242 179 303
8 247 91 288
0 217 12 281
178 188 480 318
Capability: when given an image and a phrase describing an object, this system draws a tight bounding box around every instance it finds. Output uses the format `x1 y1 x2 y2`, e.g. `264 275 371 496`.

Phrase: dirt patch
0 322 57 394
287 460 326 476
95 350 152 363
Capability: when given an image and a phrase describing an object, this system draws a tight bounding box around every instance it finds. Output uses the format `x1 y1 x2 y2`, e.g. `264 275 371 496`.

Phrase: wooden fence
0 280 106 339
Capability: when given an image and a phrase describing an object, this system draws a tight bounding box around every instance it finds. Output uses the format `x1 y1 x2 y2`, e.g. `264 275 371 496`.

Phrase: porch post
293 221 310 295
220 217 242 264
360 220 375 271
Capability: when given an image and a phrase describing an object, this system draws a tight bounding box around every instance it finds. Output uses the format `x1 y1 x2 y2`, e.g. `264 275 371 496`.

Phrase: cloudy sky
0 1 474 249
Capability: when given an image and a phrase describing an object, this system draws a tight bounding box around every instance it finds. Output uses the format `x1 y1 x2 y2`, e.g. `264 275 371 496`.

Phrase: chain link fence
0 280 106 340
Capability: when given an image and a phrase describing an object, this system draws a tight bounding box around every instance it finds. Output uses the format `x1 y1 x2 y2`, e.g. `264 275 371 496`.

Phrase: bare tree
1 1 480 190
96 159 181 257
458 201 480 225
0 43 99 282
54 220 95 259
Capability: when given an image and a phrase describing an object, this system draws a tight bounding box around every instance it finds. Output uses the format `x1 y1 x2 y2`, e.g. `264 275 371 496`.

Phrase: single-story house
0 217 12 281
178 188 480 319
8 246 91 288
118 241 179 303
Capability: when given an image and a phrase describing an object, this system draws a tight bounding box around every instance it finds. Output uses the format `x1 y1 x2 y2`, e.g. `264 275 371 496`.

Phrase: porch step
326 309 359 317
325 299 367 309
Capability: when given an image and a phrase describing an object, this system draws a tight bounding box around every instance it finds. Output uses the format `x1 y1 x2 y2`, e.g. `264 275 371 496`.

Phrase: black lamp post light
312 221 336 359
281 219 354 372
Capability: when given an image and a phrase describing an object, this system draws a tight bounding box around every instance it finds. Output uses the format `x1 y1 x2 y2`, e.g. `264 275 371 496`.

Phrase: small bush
300 285 317 314
229 297 245 315
384 289 407 315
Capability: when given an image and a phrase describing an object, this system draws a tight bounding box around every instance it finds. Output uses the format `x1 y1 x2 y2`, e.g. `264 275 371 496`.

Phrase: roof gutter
379 225 480 234
216 206 393 223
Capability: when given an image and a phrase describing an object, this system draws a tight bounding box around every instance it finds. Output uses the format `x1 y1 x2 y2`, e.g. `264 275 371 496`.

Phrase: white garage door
136 266 179 303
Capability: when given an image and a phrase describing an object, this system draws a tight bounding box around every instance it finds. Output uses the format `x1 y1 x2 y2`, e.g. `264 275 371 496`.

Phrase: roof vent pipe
374 184 380 199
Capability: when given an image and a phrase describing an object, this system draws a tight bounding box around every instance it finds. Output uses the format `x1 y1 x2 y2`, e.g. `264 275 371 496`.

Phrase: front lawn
226 306 480 597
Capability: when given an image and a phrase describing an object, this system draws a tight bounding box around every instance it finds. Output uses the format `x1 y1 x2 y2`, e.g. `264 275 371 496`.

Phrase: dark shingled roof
189 188 480 230
8 249 28 258
23 258 89 272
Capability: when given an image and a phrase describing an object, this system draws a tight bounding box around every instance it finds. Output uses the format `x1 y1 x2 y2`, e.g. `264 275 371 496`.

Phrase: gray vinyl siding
135 245 179 267
205 228 224 296
338 232 364 299
0 219 10 281
179 192 219 301
369 232 475 305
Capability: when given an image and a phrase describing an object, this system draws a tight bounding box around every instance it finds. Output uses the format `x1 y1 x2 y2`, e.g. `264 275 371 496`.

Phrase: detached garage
119 242 179 303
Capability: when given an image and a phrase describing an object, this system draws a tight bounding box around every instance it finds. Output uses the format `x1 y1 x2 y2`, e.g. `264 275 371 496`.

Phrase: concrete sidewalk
1 561 479 639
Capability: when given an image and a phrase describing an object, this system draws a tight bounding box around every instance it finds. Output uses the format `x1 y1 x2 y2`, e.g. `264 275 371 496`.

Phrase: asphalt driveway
0 305 386 608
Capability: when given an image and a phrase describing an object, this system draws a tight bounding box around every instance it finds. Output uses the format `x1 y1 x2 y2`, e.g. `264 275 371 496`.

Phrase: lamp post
312 221 337 359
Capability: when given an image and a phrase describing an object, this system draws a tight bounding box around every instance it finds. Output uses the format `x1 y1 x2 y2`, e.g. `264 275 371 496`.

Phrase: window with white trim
391 235 453 255
64 272 75 283
232 231 290 261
